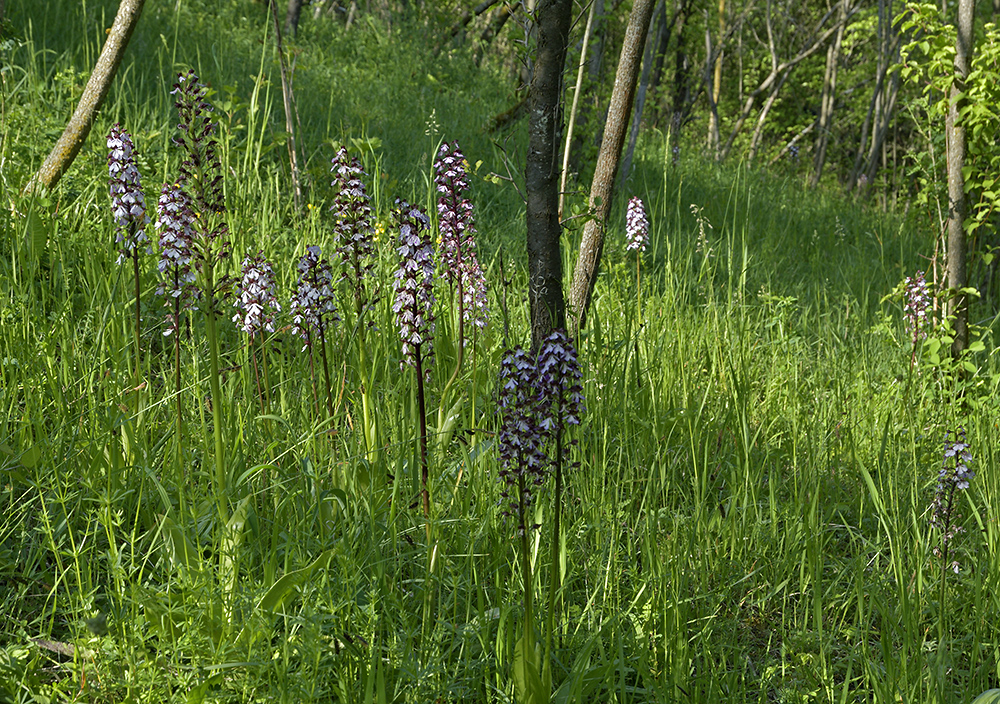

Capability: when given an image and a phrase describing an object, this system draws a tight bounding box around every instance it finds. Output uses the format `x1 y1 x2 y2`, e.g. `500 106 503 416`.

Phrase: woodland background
2 1 1000 703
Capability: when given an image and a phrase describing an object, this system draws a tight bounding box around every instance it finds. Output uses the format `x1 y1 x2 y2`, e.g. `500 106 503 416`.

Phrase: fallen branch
25 0 145 194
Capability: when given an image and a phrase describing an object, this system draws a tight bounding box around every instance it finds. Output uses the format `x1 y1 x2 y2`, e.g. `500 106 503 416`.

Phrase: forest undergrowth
1 2 999 703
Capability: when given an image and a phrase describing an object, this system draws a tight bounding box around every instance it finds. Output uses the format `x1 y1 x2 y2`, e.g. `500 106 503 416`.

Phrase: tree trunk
746 67 791 164
647 1 673 124
525 0 574 350
559 0 599 220
580 0 608 150
850 0 901 192
620 0 664 189
707 0 725 156
475 3 516 65
810 0 847 188
269 0 303 213
588 0 607 85
285 0 304 36
669 0 692 160
568 0 656 336
519 0 540 97
947 0 976 356
26 0 145 194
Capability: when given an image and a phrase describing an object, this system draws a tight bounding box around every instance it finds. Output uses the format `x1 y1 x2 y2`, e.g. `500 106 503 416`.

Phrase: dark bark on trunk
947 0 976 355
649 0 672 94
646 2 672 117
862 71 900 187
810 0 847 187
568 0 656 336
27 0 146 194
526 0 574 351
285 0 304 36
589 0 607 82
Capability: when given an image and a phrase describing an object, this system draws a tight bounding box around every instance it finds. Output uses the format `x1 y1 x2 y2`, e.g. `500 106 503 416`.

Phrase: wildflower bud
171 71 225 215
536 329 586 433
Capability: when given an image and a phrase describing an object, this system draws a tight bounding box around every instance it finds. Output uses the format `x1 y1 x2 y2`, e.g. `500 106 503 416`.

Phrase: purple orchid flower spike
625 197 649 253
392 199 435 375
290 245 339 352
331 146 375 317
434 141 488 336
496 346 549 534
107 124 150 265
234 252 281 338
931 428 975 574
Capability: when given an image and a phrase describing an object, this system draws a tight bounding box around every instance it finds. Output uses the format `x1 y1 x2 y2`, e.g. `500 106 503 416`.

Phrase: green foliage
899 4 1000 265
1 3 1000 703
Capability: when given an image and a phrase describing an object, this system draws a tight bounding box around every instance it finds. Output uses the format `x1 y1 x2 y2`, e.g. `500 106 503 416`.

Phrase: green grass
2 2 1000 703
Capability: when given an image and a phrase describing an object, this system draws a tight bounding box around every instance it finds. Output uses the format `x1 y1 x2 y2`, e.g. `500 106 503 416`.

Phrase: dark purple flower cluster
434 141 488 334
497 347 550 532
171 71 224 216
155 184 198 335
536 330 586 432
107 124 149 264
392 200 435 373
931 428 974 573
496 330 586 532
330 147 375 311
625 196 649 253
290 246 339 351
903 271 931 343
233 252 281 337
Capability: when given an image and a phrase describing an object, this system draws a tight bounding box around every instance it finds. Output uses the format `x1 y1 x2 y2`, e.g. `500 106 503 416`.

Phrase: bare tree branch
718 0 859 162
26 0 145 194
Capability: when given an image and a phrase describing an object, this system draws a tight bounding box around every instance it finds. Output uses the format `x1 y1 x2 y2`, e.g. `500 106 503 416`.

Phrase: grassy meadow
2 2 1000 702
